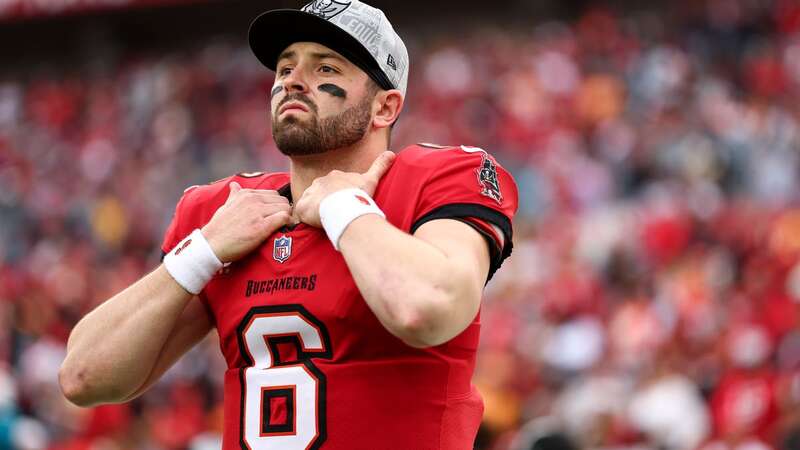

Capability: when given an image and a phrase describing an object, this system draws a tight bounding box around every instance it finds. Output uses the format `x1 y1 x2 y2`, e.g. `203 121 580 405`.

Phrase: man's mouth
279 101 310 115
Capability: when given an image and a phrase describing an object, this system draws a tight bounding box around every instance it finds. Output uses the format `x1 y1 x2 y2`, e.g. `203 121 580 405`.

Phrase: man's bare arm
59 182 292 407
339 216 491 348
59 266 204 407
292 151 496 348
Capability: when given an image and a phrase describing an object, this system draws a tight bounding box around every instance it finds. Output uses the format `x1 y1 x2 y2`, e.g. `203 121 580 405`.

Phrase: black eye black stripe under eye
317 84 347 99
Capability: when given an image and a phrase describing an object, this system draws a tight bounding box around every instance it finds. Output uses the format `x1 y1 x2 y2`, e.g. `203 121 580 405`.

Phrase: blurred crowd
3 0 800 449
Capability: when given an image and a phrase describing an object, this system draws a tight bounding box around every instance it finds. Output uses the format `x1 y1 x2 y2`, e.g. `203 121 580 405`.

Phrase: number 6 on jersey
237 305 333 450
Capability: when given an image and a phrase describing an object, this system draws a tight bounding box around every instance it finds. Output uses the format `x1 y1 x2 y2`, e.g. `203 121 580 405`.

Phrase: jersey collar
278 182 293 204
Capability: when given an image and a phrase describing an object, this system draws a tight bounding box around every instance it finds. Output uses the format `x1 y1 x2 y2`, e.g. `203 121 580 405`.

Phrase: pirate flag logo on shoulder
459 145 503 204
302 0 351 20
477 153 503 204
273 235 293 264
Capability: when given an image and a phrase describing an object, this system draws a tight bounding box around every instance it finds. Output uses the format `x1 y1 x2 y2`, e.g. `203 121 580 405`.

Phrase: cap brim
248 9 391 90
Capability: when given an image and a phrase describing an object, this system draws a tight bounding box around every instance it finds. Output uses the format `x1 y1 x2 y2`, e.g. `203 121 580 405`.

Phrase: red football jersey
160 144 518 450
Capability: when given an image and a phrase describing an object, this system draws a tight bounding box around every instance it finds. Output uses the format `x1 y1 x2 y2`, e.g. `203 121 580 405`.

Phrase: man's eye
279 67 293 76
320 65 337 73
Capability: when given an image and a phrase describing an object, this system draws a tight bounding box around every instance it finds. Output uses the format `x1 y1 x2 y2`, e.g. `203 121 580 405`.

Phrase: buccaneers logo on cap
302 0 351 20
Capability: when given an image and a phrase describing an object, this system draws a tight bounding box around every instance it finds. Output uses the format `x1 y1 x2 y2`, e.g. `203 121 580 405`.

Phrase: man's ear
372 89 403 130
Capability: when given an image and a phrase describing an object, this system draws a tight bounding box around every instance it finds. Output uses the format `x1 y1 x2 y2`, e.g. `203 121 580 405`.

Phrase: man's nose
282 68 310 94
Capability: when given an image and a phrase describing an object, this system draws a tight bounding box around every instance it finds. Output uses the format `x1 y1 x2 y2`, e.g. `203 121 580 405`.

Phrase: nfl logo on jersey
273 235 292 263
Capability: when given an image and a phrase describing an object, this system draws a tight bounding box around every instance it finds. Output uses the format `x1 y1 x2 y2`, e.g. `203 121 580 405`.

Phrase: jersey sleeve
409 146 518 281
158 185 218 323
160 186 199 257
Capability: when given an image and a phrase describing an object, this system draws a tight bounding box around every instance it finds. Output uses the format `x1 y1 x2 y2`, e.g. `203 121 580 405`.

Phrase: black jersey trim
410 203 513 282
277 183 293 203
276 183 301 233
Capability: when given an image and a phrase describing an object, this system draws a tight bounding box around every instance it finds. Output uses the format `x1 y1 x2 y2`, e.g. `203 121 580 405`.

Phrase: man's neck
288 137 386 203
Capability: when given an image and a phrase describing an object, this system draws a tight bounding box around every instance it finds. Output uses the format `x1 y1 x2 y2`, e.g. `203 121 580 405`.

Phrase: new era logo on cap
387 54 397 71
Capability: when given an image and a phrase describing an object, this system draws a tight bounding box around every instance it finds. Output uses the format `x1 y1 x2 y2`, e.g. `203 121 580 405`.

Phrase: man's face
271 42 377 156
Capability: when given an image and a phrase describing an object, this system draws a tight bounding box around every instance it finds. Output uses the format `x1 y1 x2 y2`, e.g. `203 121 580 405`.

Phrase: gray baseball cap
249 0 409 97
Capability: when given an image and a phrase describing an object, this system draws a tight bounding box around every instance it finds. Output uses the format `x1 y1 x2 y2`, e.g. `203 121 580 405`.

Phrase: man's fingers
364 151 396 182
252 191 290 205
260 202 293 217
224 182 242 205
240 189 279 195
263 211 293 232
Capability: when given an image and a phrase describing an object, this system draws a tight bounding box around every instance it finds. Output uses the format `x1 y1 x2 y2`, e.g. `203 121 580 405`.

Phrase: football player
59 1 518 448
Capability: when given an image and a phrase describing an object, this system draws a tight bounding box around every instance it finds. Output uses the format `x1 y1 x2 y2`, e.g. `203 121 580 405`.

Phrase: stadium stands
2 0 800 449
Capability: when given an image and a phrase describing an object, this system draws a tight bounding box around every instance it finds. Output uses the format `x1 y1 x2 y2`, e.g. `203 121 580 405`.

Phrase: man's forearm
59 265 194 406
338 215 476 347
59 181 292 406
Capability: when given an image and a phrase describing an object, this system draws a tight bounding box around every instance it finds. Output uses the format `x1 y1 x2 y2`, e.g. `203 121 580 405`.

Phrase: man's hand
201 182 293 262
294 151 395 227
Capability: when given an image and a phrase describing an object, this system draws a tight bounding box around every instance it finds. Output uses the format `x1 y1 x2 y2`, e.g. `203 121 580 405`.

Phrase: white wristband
319 188 385 251
163 229 223 295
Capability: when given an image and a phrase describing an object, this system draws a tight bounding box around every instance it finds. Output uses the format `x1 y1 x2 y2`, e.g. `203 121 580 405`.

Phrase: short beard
272 92 373 156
